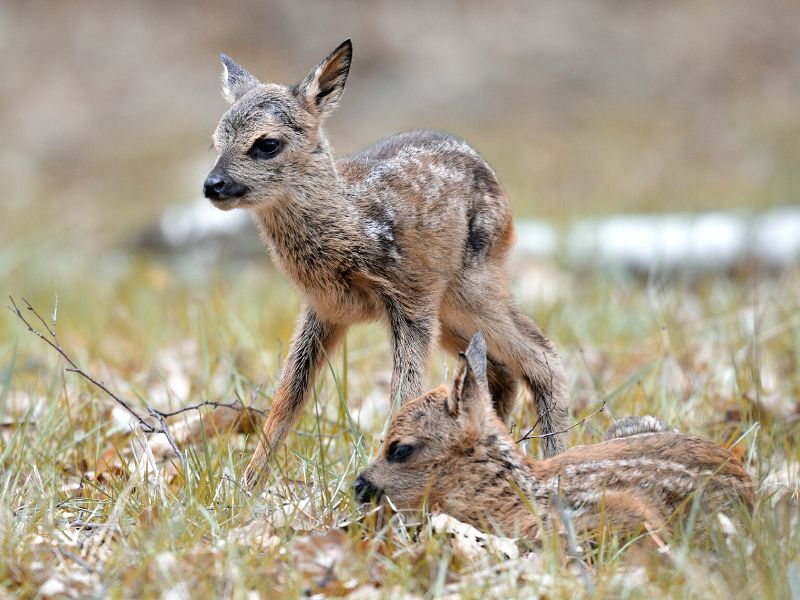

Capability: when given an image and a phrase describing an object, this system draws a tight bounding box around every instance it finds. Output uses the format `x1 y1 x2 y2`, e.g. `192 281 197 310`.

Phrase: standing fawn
204 40 568 489
356 334 754 541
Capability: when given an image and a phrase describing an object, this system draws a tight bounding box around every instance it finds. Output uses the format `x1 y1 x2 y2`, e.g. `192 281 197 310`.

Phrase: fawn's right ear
447 333 491 417
296 39 352 118
219 53 261 104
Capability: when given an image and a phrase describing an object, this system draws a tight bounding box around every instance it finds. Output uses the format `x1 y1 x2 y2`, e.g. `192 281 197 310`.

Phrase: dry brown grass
2 256 798 598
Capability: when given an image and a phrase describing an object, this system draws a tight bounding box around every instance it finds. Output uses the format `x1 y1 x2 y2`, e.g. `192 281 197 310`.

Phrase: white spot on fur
539 456 709 503
363 142 474 198
364 219 393 242
428 161 466 183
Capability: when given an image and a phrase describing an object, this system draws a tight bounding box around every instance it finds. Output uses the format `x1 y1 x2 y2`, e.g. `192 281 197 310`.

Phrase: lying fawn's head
355 333 508 509
203 40 352 210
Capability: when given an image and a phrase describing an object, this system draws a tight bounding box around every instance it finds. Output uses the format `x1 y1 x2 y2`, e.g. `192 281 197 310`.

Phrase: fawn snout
354 473 381 503
203 168 250 201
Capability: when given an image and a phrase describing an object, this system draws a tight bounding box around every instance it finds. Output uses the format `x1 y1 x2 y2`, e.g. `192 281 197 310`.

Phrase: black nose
354 474 381 503
203 170 249 200
204 172 225 195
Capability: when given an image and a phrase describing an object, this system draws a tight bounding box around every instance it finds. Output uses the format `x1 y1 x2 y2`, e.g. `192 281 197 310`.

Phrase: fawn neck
251 150 359 288
445 427 547 538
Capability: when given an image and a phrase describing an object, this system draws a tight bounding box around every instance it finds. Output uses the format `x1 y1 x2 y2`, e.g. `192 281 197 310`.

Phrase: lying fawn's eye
387 442 416 463
248 137 282 159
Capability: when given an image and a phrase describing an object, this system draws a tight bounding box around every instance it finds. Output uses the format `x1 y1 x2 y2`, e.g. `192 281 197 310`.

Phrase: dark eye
248 137 282 159
387 442 416 463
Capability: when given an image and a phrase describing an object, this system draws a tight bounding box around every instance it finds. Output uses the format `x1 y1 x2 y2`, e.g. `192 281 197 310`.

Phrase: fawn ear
447 333 491 417
297 39 352 117
219 53 260 104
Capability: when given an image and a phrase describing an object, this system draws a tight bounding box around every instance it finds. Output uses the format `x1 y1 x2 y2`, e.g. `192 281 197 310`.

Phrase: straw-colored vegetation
2 255 798 598
2 4 799 595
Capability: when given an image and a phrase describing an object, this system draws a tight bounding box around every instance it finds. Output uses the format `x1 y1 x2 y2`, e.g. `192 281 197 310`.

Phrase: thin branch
516 405 552 443
24 295 55 339
65 365 156 433
516 349 559 442
8 295 260 469
148 408 186 473
157 398 266 418
12 296 75 367
516 400 606 444
9 295 154 432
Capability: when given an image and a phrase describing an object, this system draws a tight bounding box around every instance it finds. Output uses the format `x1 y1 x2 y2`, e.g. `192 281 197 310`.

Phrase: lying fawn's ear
219 53 261 104
447 333 490 416
297 39 352 117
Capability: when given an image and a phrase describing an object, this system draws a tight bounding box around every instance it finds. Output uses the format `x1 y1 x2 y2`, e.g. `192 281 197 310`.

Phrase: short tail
604 415 678 441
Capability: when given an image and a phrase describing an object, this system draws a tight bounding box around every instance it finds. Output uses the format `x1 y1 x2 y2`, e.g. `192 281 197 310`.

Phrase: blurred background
2 0 799 274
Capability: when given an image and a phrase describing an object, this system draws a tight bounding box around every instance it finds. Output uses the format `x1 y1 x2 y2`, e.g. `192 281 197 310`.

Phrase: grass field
2 1 800 596
2 251 799 598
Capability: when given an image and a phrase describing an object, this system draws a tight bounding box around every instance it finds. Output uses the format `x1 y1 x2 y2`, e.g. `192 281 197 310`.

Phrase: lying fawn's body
356 334 754 540
204 41 568 487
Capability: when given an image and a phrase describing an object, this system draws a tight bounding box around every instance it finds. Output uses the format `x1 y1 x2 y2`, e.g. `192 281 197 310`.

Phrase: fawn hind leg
506 301 569 456
440 327 518 422
571 489 669 542
443 276 569 456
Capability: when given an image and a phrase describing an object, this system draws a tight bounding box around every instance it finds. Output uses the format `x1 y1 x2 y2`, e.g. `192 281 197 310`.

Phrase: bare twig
516 406 551 443
27 295 55 338
516 400 606 444
8 295 261 470
148 408 186 472
515 350 562 443
157 397 266 419
9 295 156 433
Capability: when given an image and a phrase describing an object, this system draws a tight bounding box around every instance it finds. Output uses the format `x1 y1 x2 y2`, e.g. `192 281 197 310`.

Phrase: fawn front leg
385 300 437 407
243 305 345 490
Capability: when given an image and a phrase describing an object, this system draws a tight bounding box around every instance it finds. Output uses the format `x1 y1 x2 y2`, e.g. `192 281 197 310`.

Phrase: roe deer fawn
203 40 568 489
356 333 754 540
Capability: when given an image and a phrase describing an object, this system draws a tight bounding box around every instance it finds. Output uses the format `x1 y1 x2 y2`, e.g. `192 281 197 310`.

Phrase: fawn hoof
354 474 381 503
242 457 270 491
242 464 260 491
242 440 275 491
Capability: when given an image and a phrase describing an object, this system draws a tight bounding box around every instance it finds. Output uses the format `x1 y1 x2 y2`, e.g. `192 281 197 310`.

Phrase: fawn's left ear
219 53 261 104
297 39 352 117
447 333 491 416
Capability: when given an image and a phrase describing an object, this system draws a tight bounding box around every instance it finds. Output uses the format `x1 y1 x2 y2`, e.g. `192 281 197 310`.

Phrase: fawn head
355 333 507 509
204 40 352 210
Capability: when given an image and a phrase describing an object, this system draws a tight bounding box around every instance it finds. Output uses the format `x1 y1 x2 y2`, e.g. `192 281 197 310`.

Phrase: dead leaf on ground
221 519 281 553
293 529 370 596
426 513 519 563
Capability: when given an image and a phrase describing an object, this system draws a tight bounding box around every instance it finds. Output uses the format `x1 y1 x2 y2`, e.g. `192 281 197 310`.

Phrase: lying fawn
356 333 754 540
203 40 568 488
